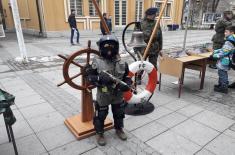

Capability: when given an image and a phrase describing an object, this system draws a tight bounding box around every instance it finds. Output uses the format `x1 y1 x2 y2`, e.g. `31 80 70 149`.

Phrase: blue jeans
70 28 80 44
218 69 228 88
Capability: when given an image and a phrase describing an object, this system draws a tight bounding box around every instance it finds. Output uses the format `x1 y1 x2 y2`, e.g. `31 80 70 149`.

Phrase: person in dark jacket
68 9 80 45
100 13 112 35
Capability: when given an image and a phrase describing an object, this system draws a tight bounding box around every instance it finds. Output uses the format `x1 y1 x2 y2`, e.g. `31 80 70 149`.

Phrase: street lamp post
10 0 28 63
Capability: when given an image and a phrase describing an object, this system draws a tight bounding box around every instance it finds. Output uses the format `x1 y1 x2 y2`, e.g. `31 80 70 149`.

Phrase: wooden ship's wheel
57 41 113 140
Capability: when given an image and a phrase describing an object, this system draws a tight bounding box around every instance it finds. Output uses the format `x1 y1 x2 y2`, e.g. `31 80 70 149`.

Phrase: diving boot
96 133 106 146
116 129 127 141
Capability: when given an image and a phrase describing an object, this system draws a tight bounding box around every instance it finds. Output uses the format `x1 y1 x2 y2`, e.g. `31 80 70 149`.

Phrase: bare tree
212 0 220 12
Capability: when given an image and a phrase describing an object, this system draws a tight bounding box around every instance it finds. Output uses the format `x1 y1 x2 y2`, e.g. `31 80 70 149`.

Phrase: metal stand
125 102 155 116
3 115 18 155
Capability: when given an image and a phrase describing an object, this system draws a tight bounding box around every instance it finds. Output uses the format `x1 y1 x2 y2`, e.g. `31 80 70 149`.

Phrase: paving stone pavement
0 30 235 155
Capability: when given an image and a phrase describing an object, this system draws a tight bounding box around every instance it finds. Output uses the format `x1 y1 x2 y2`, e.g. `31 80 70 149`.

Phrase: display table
159 52 213 98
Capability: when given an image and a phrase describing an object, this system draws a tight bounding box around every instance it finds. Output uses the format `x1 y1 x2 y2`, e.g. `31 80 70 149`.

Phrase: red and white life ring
124 61 157 104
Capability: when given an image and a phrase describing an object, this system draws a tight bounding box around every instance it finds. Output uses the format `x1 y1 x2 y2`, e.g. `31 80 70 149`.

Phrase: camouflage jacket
140 18 163 55
212 19 233 44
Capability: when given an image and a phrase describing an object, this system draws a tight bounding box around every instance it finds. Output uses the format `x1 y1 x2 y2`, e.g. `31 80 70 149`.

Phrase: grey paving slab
27 111 65 133
146 130 201 155
21 74 82 118
124 115 153 131
91 129 161 155
223 129 235 139
156 112 188 128
192 110 235 132
172 119 219 146
1 84 33 93
12 109 25 121
0 109 25 127
36 124 76 151
82 148 106 155
0 120 34 144
163 99 190 111
145 106 173 120
12 89 38 99
150 92 176 106
19 102 56 119
0 135 46 155
195 149 216 155
49 138 96 155
0 65 11 72
15 94 46 108
1 79 27 87
206 133 235 155
131 121 168 142
177 104 204 117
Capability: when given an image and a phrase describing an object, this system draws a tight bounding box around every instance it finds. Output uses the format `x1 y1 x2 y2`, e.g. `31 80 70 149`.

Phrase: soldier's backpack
228 39 235 70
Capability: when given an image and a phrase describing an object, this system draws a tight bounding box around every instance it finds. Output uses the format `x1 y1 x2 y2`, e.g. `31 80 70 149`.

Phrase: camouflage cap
145 7 159 15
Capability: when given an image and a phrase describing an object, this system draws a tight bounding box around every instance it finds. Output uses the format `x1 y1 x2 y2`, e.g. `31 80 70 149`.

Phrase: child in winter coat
212 26 235 93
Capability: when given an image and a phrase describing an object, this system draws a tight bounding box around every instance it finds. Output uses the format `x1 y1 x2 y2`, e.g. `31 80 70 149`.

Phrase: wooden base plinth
64 114 113 140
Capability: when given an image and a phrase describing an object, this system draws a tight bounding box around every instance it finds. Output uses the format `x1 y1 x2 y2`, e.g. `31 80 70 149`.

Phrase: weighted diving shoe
96 133 106 146
116 129 127 141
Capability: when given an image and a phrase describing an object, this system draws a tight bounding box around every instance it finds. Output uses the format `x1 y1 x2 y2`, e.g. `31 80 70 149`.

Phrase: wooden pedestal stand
58 42 113 140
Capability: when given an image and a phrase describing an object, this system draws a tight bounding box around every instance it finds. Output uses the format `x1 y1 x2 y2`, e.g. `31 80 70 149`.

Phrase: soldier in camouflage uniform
210 11 234 69
140 7 163 69
86 35 132 146
212 11 234 50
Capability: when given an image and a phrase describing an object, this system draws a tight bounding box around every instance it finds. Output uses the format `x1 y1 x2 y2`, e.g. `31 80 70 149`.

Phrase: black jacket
68 14 77 28
100 18 112 35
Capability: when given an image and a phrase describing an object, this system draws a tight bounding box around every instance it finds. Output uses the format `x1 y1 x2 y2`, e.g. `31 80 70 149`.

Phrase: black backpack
228 40 235 70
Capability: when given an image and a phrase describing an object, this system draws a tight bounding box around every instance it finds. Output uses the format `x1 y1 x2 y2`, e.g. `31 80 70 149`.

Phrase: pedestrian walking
68 9 80 45
100 13 112 35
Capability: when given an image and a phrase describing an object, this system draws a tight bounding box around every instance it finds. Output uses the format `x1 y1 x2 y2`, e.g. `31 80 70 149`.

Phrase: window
135 0 143 21
155 1 171 17
70 0 83 16
89 0 100 16
115 0 127 26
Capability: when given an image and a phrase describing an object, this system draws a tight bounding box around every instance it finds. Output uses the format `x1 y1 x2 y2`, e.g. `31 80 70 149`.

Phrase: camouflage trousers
148 54 158 69
213 42 223 50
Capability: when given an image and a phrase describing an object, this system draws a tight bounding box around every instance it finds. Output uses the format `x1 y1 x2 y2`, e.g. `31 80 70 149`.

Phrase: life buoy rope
124 61 157 104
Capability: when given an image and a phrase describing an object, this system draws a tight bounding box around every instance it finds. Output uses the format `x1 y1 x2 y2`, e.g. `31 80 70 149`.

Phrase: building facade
0 0 184 37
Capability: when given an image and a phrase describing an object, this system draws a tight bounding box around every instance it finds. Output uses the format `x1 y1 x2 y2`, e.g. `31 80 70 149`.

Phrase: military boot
96 133 106 146
214 84 220 88
228 82 235 89
116 129 127 141
214 86 228 94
